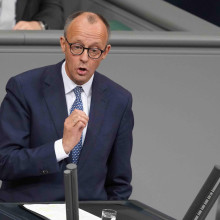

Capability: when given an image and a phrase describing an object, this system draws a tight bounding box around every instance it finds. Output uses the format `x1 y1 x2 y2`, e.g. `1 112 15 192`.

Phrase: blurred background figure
164 0 220 27
0 0 64 30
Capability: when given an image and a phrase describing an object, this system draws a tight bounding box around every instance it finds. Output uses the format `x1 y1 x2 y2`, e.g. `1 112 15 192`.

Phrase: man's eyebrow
72 40 103 48
69 39 83 44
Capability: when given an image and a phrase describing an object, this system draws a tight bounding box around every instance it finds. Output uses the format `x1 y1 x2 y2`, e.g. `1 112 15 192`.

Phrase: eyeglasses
65 37 106 59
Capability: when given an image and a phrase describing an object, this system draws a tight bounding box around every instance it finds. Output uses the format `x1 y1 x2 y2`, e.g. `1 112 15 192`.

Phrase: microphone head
66 163 77 171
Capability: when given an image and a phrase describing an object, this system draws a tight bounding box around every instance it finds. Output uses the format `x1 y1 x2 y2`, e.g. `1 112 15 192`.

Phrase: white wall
0 35 220 219
99 47 220 219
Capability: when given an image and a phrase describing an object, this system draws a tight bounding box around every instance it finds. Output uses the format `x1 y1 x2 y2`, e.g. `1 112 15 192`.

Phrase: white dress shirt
0 0 16 29
54 61 93 162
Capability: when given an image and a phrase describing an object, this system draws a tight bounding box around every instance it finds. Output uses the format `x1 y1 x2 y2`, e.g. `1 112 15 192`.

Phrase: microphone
64 163 79 220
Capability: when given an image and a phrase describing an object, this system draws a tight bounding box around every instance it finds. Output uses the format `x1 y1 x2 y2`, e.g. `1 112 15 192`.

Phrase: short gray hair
64 11 110 42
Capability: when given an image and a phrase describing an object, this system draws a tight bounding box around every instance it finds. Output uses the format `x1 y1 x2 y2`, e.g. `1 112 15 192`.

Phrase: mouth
77 67 88 75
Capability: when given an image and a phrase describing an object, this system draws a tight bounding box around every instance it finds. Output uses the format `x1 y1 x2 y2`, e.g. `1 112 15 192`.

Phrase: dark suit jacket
16 0 64 29
0 61 134 202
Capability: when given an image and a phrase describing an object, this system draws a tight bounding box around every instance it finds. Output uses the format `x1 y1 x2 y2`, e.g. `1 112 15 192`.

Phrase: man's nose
80 49 89 62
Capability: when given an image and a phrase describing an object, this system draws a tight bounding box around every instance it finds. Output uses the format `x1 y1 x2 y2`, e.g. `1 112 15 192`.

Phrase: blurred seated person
0 0 64 30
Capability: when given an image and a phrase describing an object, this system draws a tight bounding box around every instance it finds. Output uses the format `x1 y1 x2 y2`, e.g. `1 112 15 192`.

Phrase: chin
75 78 87 85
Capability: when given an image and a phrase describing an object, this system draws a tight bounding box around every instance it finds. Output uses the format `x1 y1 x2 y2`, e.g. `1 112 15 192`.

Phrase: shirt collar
61 61 94 97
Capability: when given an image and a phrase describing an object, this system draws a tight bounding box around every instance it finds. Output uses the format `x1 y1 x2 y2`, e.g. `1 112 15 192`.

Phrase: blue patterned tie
70 86 84 164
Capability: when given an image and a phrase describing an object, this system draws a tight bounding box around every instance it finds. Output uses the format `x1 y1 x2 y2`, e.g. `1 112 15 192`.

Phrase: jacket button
42 170 49 175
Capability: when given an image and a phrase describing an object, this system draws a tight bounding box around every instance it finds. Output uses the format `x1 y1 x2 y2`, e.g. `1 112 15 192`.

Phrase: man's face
60 14 111 85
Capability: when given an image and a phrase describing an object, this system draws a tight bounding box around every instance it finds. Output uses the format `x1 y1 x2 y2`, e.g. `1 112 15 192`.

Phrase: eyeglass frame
65 37 107 59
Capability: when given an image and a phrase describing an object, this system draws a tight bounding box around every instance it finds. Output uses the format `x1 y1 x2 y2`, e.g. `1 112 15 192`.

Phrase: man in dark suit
12 0 63 30
0 11 134 202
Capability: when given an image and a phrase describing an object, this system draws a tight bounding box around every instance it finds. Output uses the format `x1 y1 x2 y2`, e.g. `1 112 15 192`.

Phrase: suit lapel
43 68 109 167
77 72 109 171
43 61 68 139
16 0 28 22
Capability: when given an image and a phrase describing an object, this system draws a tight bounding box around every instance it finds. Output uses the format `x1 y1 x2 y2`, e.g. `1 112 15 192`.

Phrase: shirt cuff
54 139 69 162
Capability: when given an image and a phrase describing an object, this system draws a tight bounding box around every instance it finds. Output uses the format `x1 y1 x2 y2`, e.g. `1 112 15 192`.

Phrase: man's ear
102 44 111 60
60 36 66 53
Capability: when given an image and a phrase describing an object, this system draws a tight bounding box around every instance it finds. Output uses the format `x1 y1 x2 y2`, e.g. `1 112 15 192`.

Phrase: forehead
66 14 108 45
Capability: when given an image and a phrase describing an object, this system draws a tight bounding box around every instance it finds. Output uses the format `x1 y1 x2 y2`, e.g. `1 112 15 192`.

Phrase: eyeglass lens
71 44 102 58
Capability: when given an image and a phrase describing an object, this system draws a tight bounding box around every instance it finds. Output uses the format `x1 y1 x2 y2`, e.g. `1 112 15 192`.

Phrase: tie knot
73 86 83 98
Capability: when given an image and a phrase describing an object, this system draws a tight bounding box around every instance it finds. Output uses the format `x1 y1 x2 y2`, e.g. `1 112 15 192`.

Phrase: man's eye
74 45 82 50
90 48 99 53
